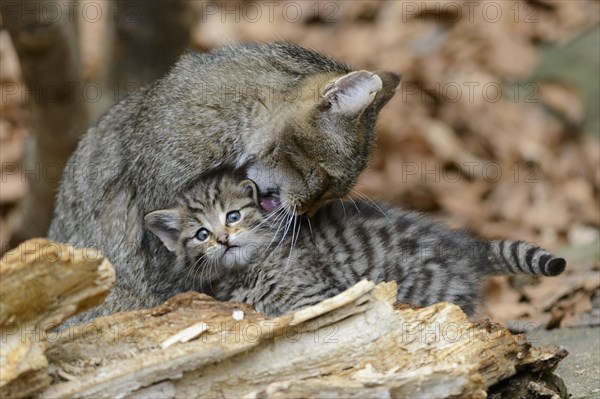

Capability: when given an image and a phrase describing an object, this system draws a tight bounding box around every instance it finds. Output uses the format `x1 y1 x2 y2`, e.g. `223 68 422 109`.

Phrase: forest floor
537 327 600 398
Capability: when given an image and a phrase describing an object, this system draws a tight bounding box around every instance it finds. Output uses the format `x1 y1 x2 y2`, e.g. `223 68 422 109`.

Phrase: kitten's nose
217 232 229 246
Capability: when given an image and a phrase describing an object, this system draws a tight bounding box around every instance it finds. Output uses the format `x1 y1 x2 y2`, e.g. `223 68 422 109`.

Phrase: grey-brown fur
146 174 567 317
48 43 399 320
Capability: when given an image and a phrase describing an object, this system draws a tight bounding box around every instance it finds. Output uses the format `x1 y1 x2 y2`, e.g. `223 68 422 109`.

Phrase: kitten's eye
226 211 241 224
195 228 211 242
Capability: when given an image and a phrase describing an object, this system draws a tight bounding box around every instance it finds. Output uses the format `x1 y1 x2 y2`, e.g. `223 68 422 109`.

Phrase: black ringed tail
486 240 566 277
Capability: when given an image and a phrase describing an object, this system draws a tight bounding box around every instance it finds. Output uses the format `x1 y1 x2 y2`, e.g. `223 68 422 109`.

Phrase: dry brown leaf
483 277 538 322
523 272 600 311
539 81 585 126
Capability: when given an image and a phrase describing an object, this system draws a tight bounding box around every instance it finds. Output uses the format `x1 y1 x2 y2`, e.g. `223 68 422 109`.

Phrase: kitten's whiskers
186 252 209 291
194 250 217 293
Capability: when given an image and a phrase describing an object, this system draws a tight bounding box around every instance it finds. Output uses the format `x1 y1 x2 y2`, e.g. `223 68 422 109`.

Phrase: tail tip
546 257 567 276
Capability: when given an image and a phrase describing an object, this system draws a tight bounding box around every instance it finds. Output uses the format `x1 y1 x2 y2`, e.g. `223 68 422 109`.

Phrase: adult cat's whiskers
270 202 295 258
249 206 286 233
306 216 317 247
284 205 300 273
347 196 362 215
350 188 393 225
338 198 347 220
264 206 290 252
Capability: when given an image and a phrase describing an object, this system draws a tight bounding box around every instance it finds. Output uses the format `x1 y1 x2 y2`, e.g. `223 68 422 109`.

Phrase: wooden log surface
41 282 567 399
0 239 115 398
0 240 568 398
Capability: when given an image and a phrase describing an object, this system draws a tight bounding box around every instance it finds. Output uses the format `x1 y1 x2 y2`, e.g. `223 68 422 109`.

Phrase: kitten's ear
239 179 259 204
320 70 401 116
144 210 181 252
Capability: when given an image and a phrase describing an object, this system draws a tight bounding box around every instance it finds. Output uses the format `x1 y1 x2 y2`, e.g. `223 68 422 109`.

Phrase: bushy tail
486 240 566 277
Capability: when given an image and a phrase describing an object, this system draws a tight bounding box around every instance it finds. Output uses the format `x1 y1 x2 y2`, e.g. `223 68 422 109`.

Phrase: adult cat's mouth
260 193 282 213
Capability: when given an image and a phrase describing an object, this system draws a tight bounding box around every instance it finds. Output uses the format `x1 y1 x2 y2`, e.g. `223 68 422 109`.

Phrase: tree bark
2 0 91 244
110 0 193 100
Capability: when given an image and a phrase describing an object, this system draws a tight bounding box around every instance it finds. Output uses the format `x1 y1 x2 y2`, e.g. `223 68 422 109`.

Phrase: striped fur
146 174 567 317
486 240 566 276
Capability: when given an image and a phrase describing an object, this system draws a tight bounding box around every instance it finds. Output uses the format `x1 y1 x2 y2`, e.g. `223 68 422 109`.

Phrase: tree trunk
2 0 91 244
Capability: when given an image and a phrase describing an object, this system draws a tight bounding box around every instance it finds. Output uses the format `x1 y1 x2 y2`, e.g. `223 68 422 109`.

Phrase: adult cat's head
246 67 401 215
157 43 400 216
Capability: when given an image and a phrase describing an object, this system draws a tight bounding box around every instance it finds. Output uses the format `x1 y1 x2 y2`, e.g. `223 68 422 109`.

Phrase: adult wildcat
146 172 566 317
49 43 400 320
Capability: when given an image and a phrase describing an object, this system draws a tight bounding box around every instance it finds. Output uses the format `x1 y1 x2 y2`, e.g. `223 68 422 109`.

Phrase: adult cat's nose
217 232 229 246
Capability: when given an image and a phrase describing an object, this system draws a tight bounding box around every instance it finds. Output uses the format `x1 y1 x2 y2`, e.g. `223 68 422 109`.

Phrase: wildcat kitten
145 173 567 317
48 43 399 320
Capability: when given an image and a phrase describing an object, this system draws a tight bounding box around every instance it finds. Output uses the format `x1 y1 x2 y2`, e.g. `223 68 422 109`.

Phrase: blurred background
1 0 599 329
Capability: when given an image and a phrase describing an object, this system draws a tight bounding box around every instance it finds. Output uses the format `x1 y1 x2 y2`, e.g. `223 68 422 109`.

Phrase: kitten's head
144 174 271 278
247 69 401 215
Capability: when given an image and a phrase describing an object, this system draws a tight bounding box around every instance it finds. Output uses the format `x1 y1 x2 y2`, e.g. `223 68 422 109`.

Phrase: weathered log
0 240 567 398
0 239 115 399
39 281 566 398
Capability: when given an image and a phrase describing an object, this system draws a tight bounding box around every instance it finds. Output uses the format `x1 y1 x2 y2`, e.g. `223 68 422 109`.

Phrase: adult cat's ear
372 70 401 111
144 210 180 252
239 179 259 204
320 70 401 116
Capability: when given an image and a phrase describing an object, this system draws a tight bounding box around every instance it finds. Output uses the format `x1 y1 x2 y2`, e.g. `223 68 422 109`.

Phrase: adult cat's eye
226 211 241 224
195 228 211 242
